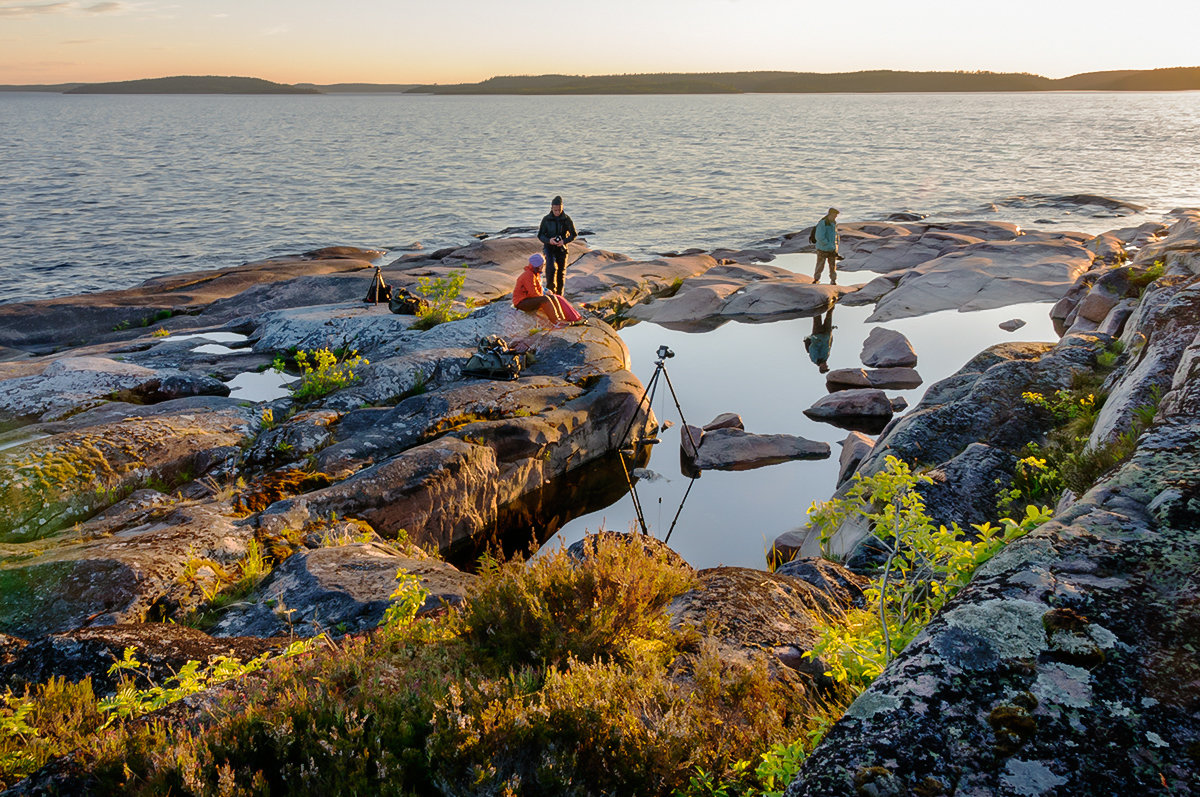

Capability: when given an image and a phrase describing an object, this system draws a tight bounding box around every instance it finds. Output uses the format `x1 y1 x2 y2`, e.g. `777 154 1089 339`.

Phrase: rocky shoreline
1 200 1197 793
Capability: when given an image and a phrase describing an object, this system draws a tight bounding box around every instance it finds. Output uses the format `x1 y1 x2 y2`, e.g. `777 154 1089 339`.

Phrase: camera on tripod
656 345 674 361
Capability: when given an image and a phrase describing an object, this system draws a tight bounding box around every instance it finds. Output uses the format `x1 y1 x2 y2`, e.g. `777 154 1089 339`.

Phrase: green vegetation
0 639 321 788
808 457 1050 685
411 269 469 331
1129 259 1166 294
0 536 835 794
97 640 320 727
179 538 273 628
276 348 369 402
999 345 1163 510
140 309 173 327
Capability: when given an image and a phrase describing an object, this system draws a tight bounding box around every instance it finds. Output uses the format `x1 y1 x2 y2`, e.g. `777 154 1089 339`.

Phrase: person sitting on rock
512 253 566 323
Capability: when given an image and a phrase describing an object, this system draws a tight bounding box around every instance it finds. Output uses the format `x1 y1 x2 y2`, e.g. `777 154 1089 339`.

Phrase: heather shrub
456 534 696 668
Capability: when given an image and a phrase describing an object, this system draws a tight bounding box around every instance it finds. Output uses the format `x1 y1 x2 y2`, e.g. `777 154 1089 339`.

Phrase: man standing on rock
538 195 577 296
813 207 840 285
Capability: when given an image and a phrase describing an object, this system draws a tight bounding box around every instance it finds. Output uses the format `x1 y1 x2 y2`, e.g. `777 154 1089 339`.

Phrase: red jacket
512 265 544 307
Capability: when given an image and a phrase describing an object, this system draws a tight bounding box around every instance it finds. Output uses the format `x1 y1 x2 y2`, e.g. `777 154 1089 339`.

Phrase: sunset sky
1 0 1198 85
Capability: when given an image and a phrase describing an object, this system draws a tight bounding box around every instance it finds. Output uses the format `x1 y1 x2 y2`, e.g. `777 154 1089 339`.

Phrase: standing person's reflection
804 306 836 374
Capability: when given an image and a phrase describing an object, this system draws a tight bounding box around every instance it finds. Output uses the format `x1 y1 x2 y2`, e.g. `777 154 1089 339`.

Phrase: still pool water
541 255 1060 569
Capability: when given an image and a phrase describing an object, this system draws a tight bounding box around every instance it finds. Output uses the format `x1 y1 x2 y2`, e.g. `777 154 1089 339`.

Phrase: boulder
767 528 808 569
1096 298 1136 337
0 401 254 542
628 270 851 328
261 369 650 555
859 327 917 368
566 531 692 571
668 566 852 685
1085 232 1128 265
0 356 159 423
0 247 385 354
212 542 475 639
804 388 897 434
690 427 830 471
785 347 1200 797
702 412 744 432
720 281 847 320
773 557 868 610
836 431 875 486
1075 284 1123 324
825 367 922 392
680 424 704 459
0 502 254 638
867 238 1095 322
915 443 1019 529
625 282 741 327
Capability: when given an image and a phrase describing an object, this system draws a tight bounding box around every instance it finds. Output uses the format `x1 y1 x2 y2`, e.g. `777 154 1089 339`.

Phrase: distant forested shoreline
2 67 1198 95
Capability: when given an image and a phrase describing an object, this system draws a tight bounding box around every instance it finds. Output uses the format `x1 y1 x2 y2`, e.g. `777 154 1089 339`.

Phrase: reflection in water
225 370 298 403
803 306 837 374
445 448 651 570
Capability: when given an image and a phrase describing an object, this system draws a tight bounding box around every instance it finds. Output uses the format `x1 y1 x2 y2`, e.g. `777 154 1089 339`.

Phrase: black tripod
617 346 701 539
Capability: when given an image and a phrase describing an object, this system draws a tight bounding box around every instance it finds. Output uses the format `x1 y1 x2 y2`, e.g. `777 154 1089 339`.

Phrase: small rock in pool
1000 318 1027 332
632 468 668 483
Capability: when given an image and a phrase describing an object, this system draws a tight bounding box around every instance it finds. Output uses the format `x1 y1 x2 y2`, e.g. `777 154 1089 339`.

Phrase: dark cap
552 195 563 206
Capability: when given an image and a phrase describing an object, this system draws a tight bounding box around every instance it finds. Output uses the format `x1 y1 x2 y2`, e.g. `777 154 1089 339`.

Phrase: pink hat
528 253 544 269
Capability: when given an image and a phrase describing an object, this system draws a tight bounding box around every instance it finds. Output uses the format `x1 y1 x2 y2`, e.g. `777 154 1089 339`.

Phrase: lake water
3 91 1199 568
2 92 1199 304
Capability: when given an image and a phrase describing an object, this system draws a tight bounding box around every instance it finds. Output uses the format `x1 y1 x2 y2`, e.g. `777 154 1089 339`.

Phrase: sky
1 0 1198 85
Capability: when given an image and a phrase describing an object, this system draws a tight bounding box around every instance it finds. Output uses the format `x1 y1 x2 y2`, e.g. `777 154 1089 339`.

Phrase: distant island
407 66 1200 94
64 76 320 95
2 67 1198 95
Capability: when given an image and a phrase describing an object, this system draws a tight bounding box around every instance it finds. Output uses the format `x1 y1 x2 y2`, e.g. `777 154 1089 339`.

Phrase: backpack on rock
462 335 527 381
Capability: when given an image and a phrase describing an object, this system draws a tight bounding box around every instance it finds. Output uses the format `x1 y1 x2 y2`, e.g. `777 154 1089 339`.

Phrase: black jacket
538 212 577 247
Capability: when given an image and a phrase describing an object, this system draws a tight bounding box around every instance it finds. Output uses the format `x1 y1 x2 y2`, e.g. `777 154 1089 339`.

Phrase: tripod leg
662 476 697 545
660 365 700 455
618 365 662 449
617 449 650 536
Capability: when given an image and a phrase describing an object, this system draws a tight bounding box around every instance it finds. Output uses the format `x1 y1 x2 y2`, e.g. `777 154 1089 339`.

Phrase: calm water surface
544 256 1061 569
2 91 1199 303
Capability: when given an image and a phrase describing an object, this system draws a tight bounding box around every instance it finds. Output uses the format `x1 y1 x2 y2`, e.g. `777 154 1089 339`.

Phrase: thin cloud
0 2 71 16
62 38 98 44
0 0 130 15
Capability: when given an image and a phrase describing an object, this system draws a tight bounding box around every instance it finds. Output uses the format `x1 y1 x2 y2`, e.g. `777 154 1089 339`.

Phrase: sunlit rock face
783 212 1200 797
